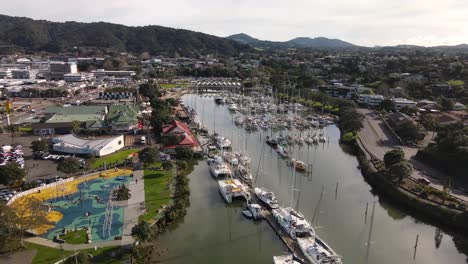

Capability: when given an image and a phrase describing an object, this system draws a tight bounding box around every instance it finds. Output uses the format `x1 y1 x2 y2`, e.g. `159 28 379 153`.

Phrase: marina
153 93 468 264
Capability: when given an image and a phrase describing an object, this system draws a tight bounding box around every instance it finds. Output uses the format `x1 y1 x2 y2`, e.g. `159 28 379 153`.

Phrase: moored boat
254 187 280 209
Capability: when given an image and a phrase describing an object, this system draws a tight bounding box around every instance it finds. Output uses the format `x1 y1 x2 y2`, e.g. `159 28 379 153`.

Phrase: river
153 93 468 264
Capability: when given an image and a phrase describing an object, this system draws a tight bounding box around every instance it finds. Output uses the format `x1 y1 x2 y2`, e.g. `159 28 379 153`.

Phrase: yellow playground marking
10 168 133 234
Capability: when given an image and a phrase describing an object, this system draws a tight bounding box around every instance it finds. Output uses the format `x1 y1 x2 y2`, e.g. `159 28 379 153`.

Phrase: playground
10 169 133 243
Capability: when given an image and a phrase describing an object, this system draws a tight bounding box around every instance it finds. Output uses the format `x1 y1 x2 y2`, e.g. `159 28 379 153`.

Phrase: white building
49 61 78 80
0 69 12 79
52 134 124 157
392 98 417 110
64 73 94 82
358 94 384 107
91 69 135 78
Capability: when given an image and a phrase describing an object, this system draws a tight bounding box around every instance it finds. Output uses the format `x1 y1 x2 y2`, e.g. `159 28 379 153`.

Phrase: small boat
305 135 314 145
277 145 290 158
214 96 225 104
254 187 280 209
242 210 253 219
266 136 278 147
273 254 301 264
246 201 263 220
223 152 239 166
234 116 244 126
291 158 307 172
319 134 327 143
227 103 238 112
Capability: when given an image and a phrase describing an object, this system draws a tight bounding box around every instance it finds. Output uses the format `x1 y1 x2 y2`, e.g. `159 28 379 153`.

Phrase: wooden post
413 234 419 260
364 202 368 224
335 182 339 200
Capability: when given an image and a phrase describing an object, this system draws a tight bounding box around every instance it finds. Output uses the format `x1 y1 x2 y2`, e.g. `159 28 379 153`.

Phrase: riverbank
352 139 468 235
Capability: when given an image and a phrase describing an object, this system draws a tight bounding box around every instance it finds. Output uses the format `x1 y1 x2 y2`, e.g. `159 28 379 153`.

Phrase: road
358 108 468 202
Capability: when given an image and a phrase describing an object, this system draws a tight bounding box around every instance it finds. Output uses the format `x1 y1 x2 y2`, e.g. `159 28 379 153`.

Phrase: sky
3 0 468 47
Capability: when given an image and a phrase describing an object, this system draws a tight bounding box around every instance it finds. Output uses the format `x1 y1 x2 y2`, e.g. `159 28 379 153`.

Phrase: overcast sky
3 0 468 47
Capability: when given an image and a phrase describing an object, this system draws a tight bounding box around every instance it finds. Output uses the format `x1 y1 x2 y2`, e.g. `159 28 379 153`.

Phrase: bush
174 147 194 160
342 132 357 143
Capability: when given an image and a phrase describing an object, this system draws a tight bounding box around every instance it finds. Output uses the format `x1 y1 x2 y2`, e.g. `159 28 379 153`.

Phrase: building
91 69 135 78
32 105 108 135
11 69 33 79
0 69 12 79
106 105 140 133
49 61 78 80
99 91 135 100
392 98 417 110
319 84 357 99
162 120 201 153
63 73 94 82
52 134 124 157
357 94 384 107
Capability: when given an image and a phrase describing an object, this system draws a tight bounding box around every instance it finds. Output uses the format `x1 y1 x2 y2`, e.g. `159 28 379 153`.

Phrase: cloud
2 0 468 46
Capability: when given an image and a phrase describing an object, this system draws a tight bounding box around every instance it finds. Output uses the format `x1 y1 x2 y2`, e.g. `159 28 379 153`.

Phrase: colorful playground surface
11 169 133 243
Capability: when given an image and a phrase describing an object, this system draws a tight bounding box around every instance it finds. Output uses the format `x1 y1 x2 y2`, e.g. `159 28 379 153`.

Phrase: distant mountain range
0 14 252 56
0 14 467 56
227 33 357 49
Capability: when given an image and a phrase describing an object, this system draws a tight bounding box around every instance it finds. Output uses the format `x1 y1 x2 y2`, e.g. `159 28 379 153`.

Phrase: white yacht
297 234 342 264
228 103 238 112
273 207 313 239
234 116 244 126
319 134 327 143
273 254 301 264
209 156 231 178
216 137 232 149
218 178 249 203
223 152 239 166
254 187 280 209
234 164 253 184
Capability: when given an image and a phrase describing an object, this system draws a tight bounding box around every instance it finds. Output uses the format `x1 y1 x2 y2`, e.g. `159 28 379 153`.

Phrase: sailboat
218 178 249 203
297 234 343 264
208 156 231 178
254 187 280 209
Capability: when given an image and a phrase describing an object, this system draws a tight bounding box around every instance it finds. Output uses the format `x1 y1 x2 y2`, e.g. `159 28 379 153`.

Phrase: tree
0 203 19 251
338 107 364 134
438 97 455 111
162 161 173 171
139 147 159 164
174 147 194 160
176 160 187 171
57 158 81 174
396 121 419 140
384 148 405 167
388 161 413 184
114 184 131 201
0 163 26 186
10 197 48 246
421 114 437 139
131 221 151 242
31 140 49 153
380 98 395 112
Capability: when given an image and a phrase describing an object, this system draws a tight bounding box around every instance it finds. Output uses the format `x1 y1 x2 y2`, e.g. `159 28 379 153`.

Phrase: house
357 94 384 107
388 112 415 127
161 121 201 153
392 98 417 110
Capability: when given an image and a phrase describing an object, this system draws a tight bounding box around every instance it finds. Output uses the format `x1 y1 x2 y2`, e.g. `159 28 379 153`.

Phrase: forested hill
0 14 252 56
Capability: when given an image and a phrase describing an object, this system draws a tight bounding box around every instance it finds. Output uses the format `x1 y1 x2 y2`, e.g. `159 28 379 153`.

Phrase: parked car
417 177 431 185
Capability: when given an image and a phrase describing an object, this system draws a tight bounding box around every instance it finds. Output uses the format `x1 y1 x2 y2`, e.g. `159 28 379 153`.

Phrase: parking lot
0 134 65 186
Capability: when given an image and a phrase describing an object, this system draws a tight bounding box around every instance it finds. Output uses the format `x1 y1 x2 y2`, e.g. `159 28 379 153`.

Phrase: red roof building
162 121 200 151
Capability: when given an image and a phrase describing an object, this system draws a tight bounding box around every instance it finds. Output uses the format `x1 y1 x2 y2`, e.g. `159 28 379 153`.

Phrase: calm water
153 94 468 264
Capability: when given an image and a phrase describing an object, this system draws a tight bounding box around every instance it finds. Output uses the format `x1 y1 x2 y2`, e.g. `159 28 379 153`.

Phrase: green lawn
25 242 121 264
140 162 173 222
160 83 189 89
91 149 139 169
61 229 87 244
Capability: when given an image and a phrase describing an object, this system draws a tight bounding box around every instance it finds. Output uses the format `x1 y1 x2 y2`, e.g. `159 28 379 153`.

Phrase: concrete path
122 169 145 238
24 236 130 250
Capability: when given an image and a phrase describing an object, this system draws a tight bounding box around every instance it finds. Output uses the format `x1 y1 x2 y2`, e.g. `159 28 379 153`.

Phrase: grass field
61 229 87 244
91 149 139 169
140 162 173 222
160 83 189 89
25 242 121 264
